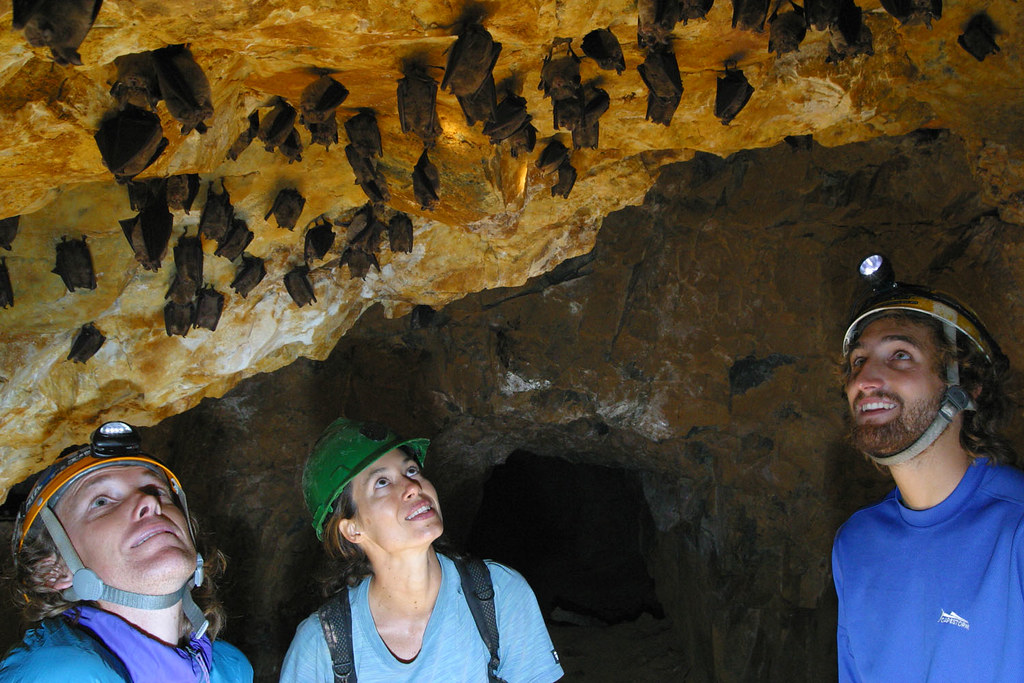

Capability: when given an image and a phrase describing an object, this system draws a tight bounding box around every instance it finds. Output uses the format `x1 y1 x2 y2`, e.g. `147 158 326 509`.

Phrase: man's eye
90 496 111 508
893 350 911 361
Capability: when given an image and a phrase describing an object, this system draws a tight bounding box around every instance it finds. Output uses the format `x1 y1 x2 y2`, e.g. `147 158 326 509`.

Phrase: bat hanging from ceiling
94 105 168 184
152 44 213 135
163 300 194 337
199 181 235 243
284 265 316 307
265 188 306 230
227 111 260 161
13 0 103 65
120 201 172 271
193 286 224 331
387 212 414 253
413 149 440 210
581 29 625 74
167 174 200 214
165 232 203 305
769 4 808 55
301 74 349 125
715 65 755 125
397 63 442 148
441 21 502 98
110 52 160 110
958 13 1000 61
67 322 105 362
53 236 96 292
231 254 266 298
304 217 336 264
214 218 253 261
0 258 13 309
539 38 581 102
0 216 18 251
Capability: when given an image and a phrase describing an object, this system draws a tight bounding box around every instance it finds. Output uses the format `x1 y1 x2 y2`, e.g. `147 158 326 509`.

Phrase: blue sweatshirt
833 459 1024 682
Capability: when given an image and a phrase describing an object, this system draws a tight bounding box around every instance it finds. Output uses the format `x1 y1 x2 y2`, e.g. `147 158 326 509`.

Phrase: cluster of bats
3 2 1007 364
0 170 421 363
94 44 214 183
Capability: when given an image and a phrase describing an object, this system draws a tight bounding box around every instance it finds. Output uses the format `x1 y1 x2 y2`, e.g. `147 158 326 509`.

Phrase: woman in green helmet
280 418 563 682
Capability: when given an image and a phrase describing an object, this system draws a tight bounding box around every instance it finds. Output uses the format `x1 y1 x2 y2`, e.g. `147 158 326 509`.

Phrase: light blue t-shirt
280 554 563 682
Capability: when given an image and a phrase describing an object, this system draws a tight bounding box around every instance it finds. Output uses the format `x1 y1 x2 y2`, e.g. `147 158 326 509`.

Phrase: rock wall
0 130 997 680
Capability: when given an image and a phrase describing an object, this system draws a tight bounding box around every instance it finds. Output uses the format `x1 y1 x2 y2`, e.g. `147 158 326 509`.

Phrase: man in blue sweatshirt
833 255 1024 682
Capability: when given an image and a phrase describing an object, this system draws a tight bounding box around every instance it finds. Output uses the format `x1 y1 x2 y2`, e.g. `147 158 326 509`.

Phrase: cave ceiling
0 0 1021 493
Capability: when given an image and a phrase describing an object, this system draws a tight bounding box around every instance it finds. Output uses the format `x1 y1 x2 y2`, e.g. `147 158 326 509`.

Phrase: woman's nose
133 486 164 518
402 478 423 498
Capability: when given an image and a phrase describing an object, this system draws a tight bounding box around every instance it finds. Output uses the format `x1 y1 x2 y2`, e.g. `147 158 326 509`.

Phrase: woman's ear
41 554 72 591
340 518 363 545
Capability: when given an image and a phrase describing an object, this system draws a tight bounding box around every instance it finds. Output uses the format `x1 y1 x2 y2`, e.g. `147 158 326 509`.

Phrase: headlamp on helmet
843 253 1003 366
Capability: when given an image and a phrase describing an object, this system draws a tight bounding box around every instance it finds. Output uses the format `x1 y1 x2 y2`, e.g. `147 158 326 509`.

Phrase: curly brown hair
842 310 1017 466
9 511 228 643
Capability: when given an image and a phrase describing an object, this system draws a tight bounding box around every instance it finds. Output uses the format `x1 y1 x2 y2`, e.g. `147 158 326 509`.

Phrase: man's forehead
853 315 936 347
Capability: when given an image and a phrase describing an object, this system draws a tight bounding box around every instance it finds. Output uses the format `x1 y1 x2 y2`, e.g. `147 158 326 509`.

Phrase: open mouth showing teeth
405 504 432 520
860 400 897 412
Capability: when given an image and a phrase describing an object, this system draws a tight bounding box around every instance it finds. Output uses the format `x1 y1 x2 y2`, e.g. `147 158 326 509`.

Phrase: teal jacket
0 613 253 682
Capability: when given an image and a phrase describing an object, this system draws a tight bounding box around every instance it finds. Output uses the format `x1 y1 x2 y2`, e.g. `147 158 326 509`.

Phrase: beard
850 390 942 459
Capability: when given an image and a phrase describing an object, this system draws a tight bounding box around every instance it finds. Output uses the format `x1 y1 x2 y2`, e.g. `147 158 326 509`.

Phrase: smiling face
341 448 443 559
53 465 197 598
845 316 948 458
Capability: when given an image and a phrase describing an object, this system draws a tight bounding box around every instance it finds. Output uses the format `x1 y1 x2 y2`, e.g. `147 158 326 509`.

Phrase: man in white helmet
833 255 1024 681
1 421 252 681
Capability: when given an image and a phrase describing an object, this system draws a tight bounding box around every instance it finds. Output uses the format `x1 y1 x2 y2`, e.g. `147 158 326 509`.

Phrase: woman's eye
893 350 911 361
850 356 865 368
406 465 420 476
374 477 389 489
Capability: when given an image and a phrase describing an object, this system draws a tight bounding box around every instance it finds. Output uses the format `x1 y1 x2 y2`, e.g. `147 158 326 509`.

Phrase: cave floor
548 614 686 681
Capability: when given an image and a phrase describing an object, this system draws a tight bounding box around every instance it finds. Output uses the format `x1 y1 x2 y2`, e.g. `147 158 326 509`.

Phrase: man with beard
832 255 1024 682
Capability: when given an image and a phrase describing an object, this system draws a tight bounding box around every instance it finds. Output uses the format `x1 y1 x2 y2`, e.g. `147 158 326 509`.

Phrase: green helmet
302 418 429 540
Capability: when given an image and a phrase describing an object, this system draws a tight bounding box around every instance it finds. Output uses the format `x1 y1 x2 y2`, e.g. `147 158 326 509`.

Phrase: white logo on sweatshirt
938 610 970 630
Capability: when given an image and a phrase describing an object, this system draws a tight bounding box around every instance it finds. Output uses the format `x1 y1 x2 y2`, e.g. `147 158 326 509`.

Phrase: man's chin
852 426 916 459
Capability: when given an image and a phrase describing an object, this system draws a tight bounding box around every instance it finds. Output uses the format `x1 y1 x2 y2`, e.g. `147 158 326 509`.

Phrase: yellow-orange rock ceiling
0 0 1021 494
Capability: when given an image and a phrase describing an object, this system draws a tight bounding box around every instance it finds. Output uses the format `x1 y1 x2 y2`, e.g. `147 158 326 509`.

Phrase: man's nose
853 357 887 392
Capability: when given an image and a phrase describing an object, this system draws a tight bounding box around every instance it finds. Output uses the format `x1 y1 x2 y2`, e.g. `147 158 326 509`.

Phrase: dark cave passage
466 451 664 626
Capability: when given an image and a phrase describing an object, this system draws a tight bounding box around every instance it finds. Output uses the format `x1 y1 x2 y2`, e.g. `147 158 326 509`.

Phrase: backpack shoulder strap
317 589 357 683
455 556 507 683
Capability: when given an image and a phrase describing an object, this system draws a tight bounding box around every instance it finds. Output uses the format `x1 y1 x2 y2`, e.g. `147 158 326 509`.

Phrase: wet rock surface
2 133 1014 679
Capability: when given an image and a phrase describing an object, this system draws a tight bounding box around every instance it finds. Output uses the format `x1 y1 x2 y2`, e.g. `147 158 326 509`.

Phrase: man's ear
40 554 72 591
339 519 363 545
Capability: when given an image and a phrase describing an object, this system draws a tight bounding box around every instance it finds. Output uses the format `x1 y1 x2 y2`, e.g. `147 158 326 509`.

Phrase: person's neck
96 600 188 646
366 547 442 618
889 425 972 510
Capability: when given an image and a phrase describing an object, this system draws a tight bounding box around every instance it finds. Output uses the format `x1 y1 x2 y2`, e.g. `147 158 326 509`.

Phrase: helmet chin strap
869 325 974 467
39 507 209 639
